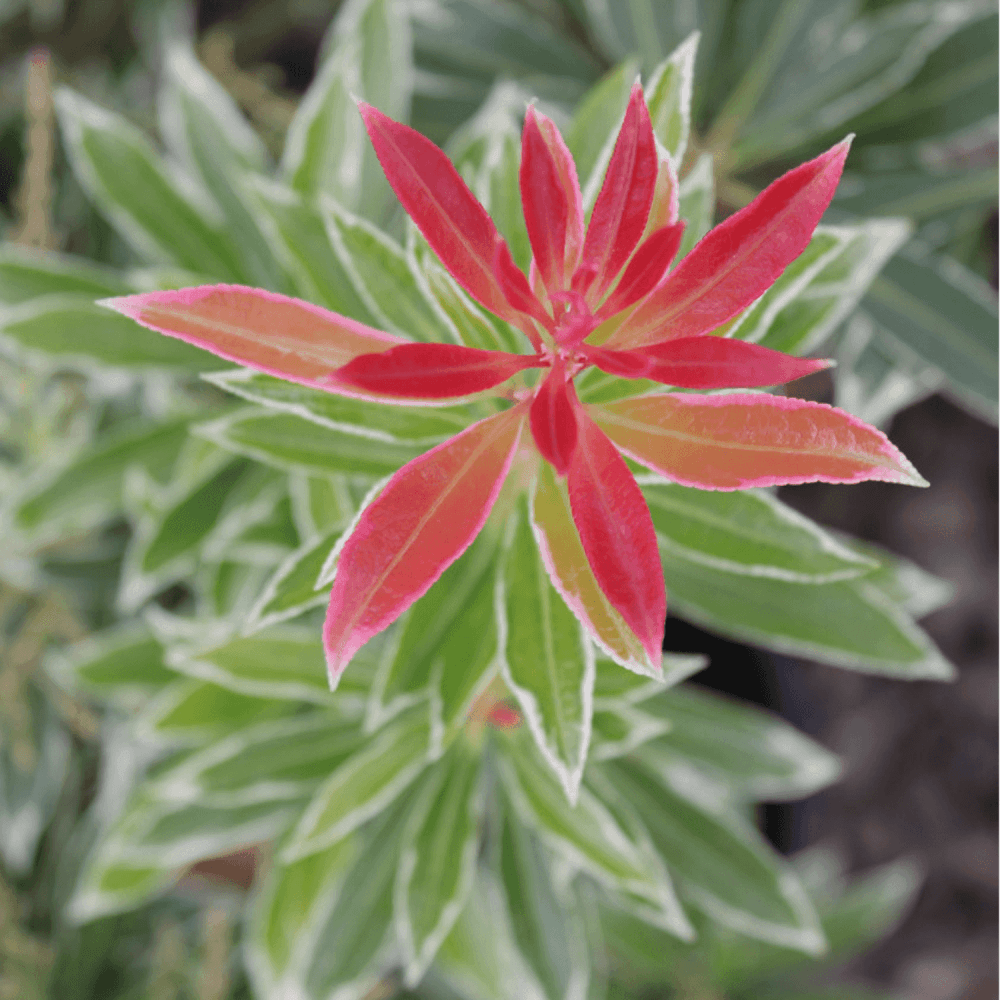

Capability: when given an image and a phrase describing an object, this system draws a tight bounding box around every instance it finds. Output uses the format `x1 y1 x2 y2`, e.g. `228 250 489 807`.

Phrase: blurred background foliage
0 0 995 998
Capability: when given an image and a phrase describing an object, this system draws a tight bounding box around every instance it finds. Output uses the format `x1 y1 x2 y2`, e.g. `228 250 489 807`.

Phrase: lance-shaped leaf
645 32 698 167
323 404 526 681
591 393 927 490
359 102 539 324
590 702 670 762
500 498 595 804
283 707 432 862
576 83 658 303
607 139 851 349
396 741 485 984
101 285 405 391
588 336 831 389
531 461 659 678
596 222 684 319
529 365 579 476
567 409 666 668
520 106 583 293
332 343 541 400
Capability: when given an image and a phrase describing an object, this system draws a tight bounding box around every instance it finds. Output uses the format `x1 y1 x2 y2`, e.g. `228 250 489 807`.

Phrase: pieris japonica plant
3 8 956 999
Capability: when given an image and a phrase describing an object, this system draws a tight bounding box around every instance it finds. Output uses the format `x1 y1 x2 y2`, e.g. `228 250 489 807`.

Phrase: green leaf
288 470 356 537
323 199 454 342
396 740 485 984
0 294 218 368
676 153 714 259
367 530 500 732
863 245 998 421
45 625 176 703
593 651 706 704
241 176 386 320
660 547 954 679
193 407 424 476
165 627 368 705
54 88 247 280
500 499 595 803
283 706 433 862
645 32 699 166
246 527 342 631
136 678 296 744
595 759 825 952
69 792 299 922
637 684 841 800
497 797 589 1000
834 168 997 222
0 246 129 305
590 703 670 762
753 218 911 356
204 368 480 440
158 43 279 289
147 711 364 805
13 417 190 537
639 476 877 583
499 732 692 939
565 60 637 200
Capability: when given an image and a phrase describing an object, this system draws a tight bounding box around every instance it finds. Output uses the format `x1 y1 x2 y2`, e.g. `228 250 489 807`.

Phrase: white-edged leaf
675 152 714 259
500 498 595 804
590 703 670 762
593 651 707 706
645 31 699 166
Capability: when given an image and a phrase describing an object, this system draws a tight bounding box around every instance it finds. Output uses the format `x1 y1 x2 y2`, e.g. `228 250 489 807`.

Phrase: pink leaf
590 392 928 490
567 409 665 668
332 343 543 400
587 337 832 388
492 243 552 343
100 285 404 387
605 138 852 349
359 103 523 323
642 156 680 237
520 106 573 294
323 403 527 683
574 83 657 304
529 364 579 475
596 222 684 319
531 461 662 676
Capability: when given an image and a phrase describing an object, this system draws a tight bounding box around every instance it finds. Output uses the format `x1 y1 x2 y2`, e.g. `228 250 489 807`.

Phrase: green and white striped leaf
54 88 247 280
323 199 454 342
834 167 997 222
594 759 825 953
147 711 363 805
204 368 480 440
863 245 998 421
639 476 877 583
752 217 911 356
496 797 590 1000
193 407 424 476
396 740 485 984
158 42 278 289
135 678 297 745
241 176 385 319
645 31 699 166
0 294 217 369
500 499 595 803
283 706 433 861
499 733 692 939
637 684 841 800
675 153 714 260
590 703 670 762
0 245 129 305
367 530 500 732
12 417 190 539
246 526 342 631
593 651 707 705
660 546 954 679
288 470 356 537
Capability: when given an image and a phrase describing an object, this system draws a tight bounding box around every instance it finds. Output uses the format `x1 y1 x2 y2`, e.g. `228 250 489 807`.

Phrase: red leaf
606 138 852 349
587 337 832 388
642 156 680 237
492 243 552 343
596 222 684 319
567 410 665 668
590 392 928 490
520 107 572 294
529 365 580 475
100 285 404 388
323 403 527 682
359 103 522 323
574 83 657 304
332 343 543 400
